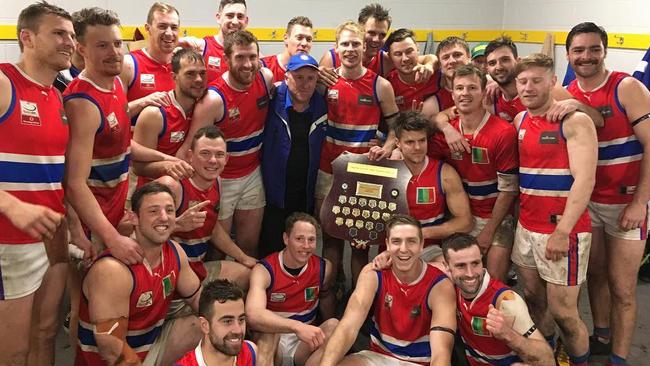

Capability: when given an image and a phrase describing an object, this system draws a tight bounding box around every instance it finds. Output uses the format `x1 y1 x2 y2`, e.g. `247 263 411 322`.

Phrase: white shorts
588 201 648 241
278 333 300 366
469 215 515 248
219 167 266 220
351 350 421 366
314 170 333 201
511 222 591 286
0 242 49 300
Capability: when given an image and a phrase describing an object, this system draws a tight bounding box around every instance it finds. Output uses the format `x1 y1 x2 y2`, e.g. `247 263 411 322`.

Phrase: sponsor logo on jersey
170 131 186 143
539 131 559 144
410 305 421 318
357 94 374 106
270 292 286 302
228 107 240 121
256 95 269 109
327 89 339 102
384 293 393 308
20 100 41 126
499 112 513 121
395 95 404 105
208 56 221 69
106 112 120 132
140 73 155 89
136 291 153 308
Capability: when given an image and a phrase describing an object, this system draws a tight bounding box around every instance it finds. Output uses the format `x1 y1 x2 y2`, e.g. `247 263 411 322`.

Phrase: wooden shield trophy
320 153 410 246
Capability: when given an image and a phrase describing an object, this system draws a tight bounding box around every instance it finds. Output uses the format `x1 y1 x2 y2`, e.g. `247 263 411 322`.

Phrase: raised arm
549 85 604 127
320 266 378 366
368 76 399 160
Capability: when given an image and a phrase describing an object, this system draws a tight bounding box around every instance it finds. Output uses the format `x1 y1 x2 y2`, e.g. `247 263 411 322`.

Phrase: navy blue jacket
261 81 328 213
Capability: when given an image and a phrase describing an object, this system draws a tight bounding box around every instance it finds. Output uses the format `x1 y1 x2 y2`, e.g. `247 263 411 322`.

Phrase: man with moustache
174 279 257 366
442 233 554 366
132 48 205 183
384 28 439 115
565 22 650 366
316 21 399 285
0 3 74 364
321 214 457 366
76 183 203 365
261 16 314 83
247 213 338 366
428 65 518 281
483 36 603 125
121 2 181 122
179 0 249 83
178 30 273 259
511 53 597 366
260 54 328 256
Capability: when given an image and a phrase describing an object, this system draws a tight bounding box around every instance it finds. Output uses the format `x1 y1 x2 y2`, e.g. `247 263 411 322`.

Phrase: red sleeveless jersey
407 157 447 246
329 48 384 76
203 36 229 83
370 262 448 365
208 72 269 179
493 93 525 123
64 75 131 228
432 70 454 111
260 251 324 324
429 114 518 218
136 90 192 187
0 63 68 244
174 340 257 366
171 178 220 280
567 71 642 204
76 241 181 365
260 54 286 83
457 273 522 365
320 69 381 173
126 49 174 102
518 112 591 234
386 69 438 112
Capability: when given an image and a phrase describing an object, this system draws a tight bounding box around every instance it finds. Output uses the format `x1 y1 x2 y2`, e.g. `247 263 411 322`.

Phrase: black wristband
180 284 201 300
631 112 650 127
430 326 455 336
522 324 537 338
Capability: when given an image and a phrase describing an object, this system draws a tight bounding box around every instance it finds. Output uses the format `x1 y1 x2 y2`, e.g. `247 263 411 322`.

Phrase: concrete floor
53 245 650 365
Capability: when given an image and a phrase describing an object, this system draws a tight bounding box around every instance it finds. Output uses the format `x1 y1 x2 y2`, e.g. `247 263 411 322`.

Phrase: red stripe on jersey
76 241 180 365
319 69 381 173
209 72 268 179
407 157 446 246
0 64 68 244
261 251 323 324
518 113 591 234
64 75 131 228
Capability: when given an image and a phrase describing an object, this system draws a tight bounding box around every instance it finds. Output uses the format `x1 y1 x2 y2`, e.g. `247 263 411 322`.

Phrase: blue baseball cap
286 53 319 72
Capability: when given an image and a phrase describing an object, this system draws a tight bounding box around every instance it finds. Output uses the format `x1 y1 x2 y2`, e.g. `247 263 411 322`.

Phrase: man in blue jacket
260 53 328 257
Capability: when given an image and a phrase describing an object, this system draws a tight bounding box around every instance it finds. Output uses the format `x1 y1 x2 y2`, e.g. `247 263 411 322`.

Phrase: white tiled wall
1 0 648 79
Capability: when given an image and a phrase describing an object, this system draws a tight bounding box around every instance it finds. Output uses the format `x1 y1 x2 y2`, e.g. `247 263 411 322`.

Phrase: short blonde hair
146 2 179 24
514 53 554 76
335 20 364 43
